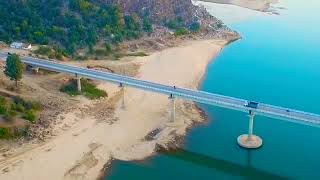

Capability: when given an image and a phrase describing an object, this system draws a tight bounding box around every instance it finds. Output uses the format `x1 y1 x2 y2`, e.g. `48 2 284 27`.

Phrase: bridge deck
1 53 320 126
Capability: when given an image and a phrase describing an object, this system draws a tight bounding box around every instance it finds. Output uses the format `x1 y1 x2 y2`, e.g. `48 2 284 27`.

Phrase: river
105 0 320 179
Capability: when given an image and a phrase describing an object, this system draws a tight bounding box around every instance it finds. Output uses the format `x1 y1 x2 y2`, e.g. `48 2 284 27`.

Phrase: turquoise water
106 1 320 179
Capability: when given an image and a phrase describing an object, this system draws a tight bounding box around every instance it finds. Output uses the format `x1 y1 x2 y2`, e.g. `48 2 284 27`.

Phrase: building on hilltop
10 42 32 50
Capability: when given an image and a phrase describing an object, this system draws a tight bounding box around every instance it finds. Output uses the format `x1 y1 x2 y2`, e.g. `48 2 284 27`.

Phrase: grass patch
60 79 107 99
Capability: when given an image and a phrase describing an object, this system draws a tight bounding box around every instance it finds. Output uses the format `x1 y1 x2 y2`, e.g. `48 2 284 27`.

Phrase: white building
10 42 23 49
10 42 32 50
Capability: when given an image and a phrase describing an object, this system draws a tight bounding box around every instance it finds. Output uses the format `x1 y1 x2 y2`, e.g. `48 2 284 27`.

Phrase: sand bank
0 39 227 180
196 0 278 11
194 1 267 24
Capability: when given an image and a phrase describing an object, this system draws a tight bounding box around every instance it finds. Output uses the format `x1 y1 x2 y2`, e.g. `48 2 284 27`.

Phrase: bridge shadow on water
160 149 288 180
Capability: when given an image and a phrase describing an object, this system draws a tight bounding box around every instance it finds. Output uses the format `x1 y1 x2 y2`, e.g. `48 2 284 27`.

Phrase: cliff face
104 0 211 26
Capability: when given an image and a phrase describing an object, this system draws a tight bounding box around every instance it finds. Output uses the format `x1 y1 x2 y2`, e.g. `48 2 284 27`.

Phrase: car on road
244 101 259 109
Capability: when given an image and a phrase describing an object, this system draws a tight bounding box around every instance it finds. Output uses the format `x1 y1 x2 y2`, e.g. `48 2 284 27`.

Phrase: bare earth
0 39 227 180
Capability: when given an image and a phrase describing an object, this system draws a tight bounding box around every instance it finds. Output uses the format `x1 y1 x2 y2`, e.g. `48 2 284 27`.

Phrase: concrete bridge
1 52 320 149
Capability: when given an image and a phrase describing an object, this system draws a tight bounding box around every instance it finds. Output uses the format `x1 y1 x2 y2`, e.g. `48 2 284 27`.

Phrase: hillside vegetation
0 0 214 56
0 0 152 55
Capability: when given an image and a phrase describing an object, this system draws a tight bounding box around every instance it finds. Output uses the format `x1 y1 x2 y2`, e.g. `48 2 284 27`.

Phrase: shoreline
100 38 236 179
196 0 279 12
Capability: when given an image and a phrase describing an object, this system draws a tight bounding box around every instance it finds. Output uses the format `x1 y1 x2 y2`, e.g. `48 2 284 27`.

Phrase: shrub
16 103 25 112
0 128 11 139
12 96 41 111
60 79 107 99
10 103 17 111
82 80 107 99
60 80 81 96
23 110 36 123
0 96 6 106
175 28 189 37
94 49 110 56
0 105 7 115
13 96 24 105
24 101 41 111
34 46 52 55
3 111 15 122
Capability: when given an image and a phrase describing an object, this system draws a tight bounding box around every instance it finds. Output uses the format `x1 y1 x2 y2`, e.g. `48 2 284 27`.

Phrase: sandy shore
195 1 267 24
196 0 278 11
0 39 228 180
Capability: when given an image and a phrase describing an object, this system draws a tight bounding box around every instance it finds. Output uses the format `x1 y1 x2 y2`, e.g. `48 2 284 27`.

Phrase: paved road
1 52 320 125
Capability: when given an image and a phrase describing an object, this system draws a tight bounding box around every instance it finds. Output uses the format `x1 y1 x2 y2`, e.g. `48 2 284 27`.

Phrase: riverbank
197 0 278 11
0 38 235 180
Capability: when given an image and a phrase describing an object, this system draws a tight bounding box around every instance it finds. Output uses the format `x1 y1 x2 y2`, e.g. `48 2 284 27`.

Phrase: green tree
4 54 23 87
143 16 152 33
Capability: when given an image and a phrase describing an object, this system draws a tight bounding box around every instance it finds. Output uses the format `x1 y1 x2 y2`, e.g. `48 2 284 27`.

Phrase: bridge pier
76 74 81 92
119 83 125 109
237 110 262 149
33 67 39 74
170 94 176 123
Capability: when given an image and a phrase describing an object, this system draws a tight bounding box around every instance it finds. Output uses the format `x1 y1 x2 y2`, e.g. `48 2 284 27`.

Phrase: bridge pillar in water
237 110 263 149
76 74 81 92
119 83 125 109
170 95 176 123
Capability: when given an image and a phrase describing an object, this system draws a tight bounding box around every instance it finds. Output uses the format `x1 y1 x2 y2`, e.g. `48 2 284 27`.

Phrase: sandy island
0 39 228 180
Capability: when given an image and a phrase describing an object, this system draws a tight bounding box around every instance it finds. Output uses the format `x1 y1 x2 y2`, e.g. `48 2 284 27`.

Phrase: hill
0 0 230 55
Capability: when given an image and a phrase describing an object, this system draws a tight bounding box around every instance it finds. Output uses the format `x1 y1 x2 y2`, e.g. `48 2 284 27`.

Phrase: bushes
60 79 107 99
34 46 52 55
0 96 7 106
94 49 111 57
34 46 67 60
16 103 25 113
81 79 107 99
0 97 7 115
0 127 27 139
13 96 41 111
23 110 36 123
3 111 16 122
0 95 40 123
60 81 81 96
0 95 40 139
0 128 11 139
0 105 7 115
175 28 189 37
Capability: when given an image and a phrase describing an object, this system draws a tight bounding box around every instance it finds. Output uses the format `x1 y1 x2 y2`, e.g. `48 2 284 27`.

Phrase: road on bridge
1 52 320 126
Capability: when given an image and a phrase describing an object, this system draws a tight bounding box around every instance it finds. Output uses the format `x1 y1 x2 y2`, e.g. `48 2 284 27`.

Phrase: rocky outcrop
104 0 219 27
